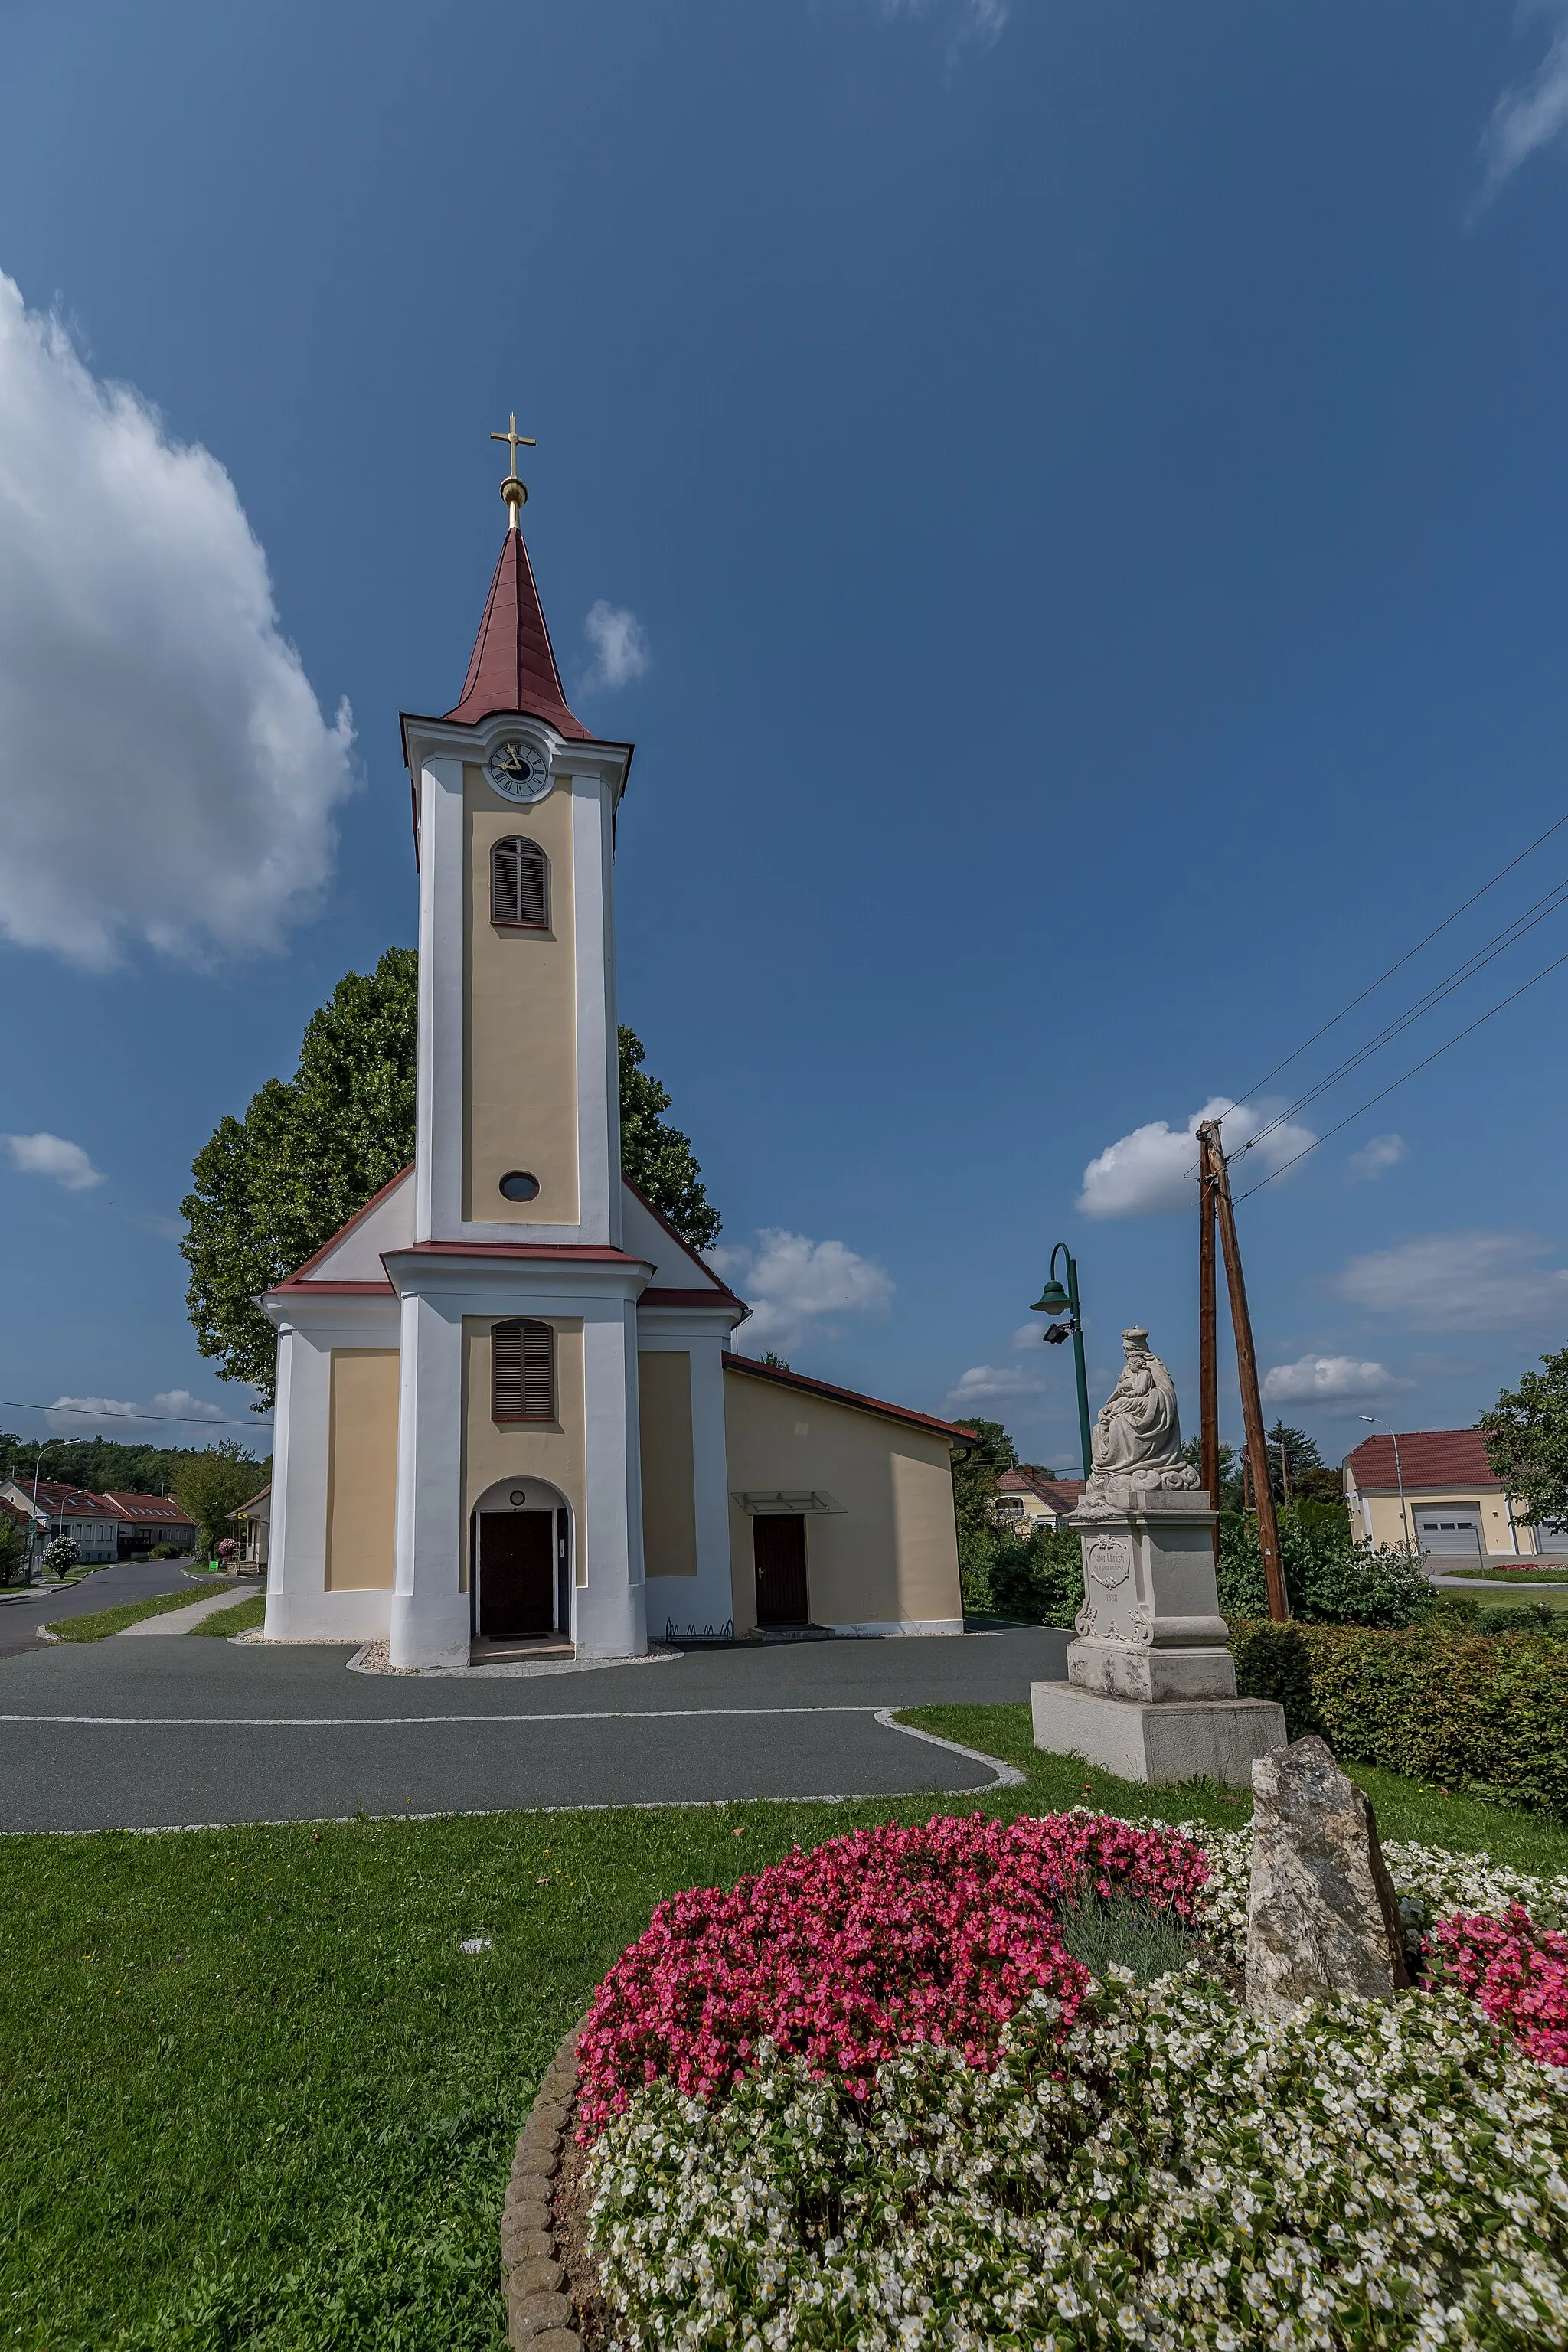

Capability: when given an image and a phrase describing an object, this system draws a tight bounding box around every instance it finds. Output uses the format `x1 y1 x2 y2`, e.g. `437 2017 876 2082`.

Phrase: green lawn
188 1593 267 1637
44 1589 204 1642
3 1702 1565 2350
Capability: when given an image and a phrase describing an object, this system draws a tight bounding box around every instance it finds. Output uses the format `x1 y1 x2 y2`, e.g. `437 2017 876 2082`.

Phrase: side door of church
753 1513 809 1627
479 1511 555 1637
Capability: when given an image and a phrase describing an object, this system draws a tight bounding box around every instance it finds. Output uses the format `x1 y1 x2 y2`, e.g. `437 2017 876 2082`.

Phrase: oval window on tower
498 1170 541 1202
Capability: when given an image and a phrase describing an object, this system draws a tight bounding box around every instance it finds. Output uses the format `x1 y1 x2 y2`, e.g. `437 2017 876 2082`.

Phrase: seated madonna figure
1081 1328 1200 1507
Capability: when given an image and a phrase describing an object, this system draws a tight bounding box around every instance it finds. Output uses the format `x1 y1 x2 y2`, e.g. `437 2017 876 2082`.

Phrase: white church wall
265 1302 401 1644
639 1315 737 1640
296 1168 413 1282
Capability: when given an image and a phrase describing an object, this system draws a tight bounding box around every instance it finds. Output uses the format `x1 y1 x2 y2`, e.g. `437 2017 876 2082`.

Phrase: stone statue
1080 1328 1200 1512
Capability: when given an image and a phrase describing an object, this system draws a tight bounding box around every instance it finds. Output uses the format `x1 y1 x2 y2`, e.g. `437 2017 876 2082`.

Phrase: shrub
41 1534 79 1576
1233 1619 1568 1815
985 1523 1082 1625
1219 1506 1436 1626
148 1541 181 1560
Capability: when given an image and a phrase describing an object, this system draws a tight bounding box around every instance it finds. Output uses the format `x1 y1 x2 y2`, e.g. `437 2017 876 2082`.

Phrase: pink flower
574 1811 1210 2138
1429 1904 1568 2067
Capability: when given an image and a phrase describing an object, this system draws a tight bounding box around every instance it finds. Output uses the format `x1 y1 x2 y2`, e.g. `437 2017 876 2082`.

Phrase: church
260 442 972 1668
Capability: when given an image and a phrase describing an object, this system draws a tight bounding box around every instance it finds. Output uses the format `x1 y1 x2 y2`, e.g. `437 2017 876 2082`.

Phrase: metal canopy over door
1413 1503 1483 1560
753 1513 809 1626
479 1511 555 1635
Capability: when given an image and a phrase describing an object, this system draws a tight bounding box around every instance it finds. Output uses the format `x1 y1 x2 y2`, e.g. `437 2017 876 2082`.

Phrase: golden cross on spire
489 413 537 525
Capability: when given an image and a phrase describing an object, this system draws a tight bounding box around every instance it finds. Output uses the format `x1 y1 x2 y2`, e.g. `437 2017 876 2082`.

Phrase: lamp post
1361 1413 1411 1553
1031 1244 1094 1483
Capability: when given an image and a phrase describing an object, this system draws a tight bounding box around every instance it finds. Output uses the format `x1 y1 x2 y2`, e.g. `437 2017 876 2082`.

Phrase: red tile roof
101 1494 194 1522
722 1352 982 1446
1344 1429 1501 1492
997 1468 1086 1513
13 1483 118 1517
444 528 592 739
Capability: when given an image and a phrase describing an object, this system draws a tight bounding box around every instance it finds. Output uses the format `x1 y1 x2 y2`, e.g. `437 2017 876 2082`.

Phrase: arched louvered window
492 1318 556 1423
491 836 549 928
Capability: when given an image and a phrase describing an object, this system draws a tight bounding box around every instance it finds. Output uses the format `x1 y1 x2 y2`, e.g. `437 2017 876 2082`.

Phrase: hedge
1232 1619 1568 1818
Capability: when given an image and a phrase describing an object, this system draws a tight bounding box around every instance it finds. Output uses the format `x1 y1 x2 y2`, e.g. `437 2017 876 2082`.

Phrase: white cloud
580 601 650 694
1331 1230 1568 1334
2 1131 103 1191
724 1228 894 1355
44 1387 229 1436
944 1364 1044 1409
1348 1133 1406 1182
0 272 355 972
1011 1321 1045 1351
877 0 1008 48
1077 1096 1316 1219
1262 1355 1409 1407
1481 4 1568 194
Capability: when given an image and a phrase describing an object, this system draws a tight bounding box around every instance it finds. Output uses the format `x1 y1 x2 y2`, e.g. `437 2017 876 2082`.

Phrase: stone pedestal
1030 1488 1285 1788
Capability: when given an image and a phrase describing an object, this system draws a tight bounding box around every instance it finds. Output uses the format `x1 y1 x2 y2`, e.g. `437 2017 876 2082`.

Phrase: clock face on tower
486 739 547 801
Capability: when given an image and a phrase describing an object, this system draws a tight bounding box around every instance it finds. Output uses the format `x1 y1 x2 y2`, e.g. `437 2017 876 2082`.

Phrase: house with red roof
0 1481 123 1564
994 1466 1086 1533
1342 1429 1563 1566
256 460 975 1664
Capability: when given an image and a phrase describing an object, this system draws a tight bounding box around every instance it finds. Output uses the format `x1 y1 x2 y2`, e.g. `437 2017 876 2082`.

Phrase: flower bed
580 1812 1568 2350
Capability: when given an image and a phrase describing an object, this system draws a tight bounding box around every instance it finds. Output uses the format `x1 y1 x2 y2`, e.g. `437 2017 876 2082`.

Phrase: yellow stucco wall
1352 1486 1534 1555
462 1318 585 1591
325 1349 400 1590
639 1351 697 1578
462 764 580 1224
723 1367 962 1631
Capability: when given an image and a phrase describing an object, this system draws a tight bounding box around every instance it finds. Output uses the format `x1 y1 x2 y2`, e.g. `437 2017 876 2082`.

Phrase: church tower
386 430 646 1665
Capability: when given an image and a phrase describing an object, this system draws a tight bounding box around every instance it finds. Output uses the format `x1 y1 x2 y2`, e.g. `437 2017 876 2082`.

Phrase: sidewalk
119 1586 253 1635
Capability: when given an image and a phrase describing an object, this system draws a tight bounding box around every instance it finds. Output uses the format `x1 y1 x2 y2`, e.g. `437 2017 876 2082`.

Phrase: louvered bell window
492 836 549 927
492 1318 556 1423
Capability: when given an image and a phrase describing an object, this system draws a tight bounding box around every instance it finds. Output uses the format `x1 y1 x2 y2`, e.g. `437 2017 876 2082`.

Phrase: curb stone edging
501 2017 593 2351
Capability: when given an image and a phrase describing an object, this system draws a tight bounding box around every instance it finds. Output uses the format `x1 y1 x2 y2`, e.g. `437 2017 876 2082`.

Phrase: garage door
1414 1504 1482 1560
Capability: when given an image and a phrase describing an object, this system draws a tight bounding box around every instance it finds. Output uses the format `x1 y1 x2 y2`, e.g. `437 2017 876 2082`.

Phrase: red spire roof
444 528 592 740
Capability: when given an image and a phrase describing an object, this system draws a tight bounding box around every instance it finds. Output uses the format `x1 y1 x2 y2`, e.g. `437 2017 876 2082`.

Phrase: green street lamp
1031 1243 1094 1483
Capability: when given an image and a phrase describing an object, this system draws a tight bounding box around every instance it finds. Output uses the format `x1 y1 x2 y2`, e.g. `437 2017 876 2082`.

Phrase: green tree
1266 1420 1324 1499
1480 1346 1568 1538
181 948 720 1405
0 1511 26 1583
617 1027 720 1253
0 1432 204 1495
172 1444 266 1560
950 1416 1019 1564
1217 1506 1434 1628
1179 1435 1243 1511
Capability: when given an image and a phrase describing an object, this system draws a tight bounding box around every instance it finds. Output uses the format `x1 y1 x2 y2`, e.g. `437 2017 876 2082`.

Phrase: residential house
995 1466 1086 1533
228 1485 270 1573
1342 1429 1562 1566
100 1494 198 1557
0 1481 122 1564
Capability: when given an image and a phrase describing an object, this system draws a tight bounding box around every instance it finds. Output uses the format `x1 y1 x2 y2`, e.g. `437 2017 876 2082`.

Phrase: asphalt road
0 1554 204 1661
0 1625 1070 1833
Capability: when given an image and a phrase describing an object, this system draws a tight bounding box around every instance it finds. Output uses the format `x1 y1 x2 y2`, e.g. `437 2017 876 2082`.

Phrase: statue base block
1031 1681 1288 1789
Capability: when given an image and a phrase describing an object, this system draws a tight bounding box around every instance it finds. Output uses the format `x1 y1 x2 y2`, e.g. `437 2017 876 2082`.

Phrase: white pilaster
389 1287 470 1669
414 753 467 1244
575 1301 647 1658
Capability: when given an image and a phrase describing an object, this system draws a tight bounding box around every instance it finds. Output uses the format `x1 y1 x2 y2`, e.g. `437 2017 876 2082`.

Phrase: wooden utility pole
1198 1121 1289 1622
1198 1131 1220 1561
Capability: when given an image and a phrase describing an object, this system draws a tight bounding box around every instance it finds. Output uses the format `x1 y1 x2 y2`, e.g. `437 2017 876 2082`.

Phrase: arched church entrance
471 1478 572 1642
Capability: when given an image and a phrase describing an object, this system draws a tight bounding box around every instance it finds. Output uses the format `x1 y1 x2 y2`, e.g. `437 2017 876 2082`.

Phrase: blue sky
2 0 1566 1473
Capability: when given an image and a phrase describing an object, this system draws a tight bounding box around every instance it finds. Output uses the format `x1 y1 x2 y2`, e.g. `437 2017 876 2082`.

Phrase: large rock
1245 1734 1410 2015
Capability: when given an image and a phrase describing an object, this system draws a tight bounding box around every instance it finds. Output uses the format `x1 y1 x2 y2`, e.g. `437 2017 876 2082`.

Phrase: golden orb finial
488 412 536 526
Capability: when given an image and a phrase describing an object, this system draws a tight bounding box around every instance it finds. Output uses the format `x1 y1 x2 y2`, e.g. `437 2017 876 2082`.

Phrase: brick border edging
501 2017 592 2352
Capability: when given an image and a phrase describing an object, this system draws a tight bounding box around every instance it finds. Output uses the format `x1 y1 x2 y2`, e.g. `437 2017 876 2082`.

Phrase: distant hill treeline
0 1433 268 1498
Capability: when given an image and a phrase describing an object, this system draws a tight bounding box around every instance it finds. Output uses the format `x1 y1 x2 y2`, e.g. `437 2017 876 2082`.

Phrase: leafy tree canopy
0 1432 249 1496
172 1442 266 1558
951 1416 1019 1563
1480 1346 1568 1535
181 949 720 1405
618 1027 720 1255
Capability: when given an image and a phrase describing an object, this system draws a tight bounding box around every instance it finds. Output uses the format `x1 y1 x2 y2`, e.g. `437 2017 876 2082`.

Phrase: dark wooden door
753 1513 809 1626
479 1511 554 1636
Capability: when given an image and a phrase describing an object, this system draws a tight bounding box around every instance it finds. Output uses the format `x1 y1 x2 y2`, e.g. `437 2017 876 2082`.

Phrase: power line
1234 941 1568 1199
1236 869 1568 1155
0 1400 271 1429
1222 806 1568 1111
